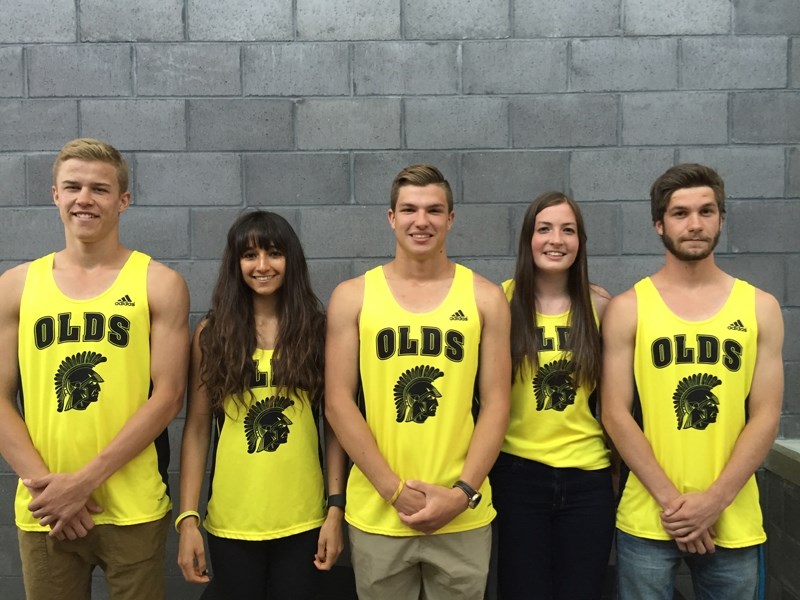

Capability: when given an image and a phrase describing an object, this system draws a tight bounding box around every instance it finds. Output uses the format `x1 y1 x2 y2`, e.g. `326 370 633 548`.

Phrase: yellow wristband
174 510 201 533
388 480 404 505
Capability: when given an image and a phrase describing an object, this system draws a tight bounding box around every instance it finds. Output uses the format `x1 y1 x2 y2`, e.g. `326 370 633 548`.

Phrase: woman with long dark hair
491 192 615 599
176 211 345 598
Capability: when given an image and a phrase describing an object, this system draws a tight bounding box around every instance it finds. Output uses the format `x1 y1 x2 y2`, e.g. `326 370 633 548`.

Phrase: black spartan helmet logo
244 396 295 453
54 351 108 412
393 365 444 424
532 358 577 412
673 373 721 431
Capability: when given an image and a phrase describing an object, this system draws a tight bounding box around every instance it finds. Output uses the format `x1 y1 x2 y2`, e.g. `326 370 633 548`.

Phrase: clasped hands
661 490 725 555
24 472 102 541
393 480 469 535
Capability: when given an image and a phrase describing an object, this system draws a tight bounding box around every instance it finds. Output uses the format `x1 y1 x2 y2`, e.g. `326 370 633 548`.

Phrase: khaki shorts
349 524 491 600
18 513 170 600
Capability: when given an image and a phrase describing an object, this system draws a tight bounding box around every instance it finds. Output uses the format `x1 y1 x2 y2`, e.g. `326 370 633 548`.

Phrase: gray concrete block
28 45 132 98
577 202 619 257
732 92 800 144
447 205 513 256
681 37 787 90
792 39 800 88
135 154 241 207
404 0 510 40
624 0 730 35
588 256 665 295
788 255 800 307
571 38 677 92
26 153 59 206
514 0 621 37
0 47 23 97
0 525 22 577
621 201 668 255
119 207 190 259
0 0 75 43
0 156 25 206
243 43 349 97
570 148 674 201
244 153 350 206
309 260 353 305
463 41 568 94
81 100 185 151
188 99 293 151
190 207 299 259
297 0 400 40
678 147 785 199
296 98 401 150
734 0 800 35
511 94 617 148
791 148 800 198
187 0 292 41
353 42 458 95
622 92 728 145
353 151 459 205
0 100 77 151
300 206 395 259
137 44 241 97
715 255 785 302
785 308 800 362
462 151 566 204
80 0 184 42
405 97 508 149
728 200 800 253
454 257 514 286
0 208 63 259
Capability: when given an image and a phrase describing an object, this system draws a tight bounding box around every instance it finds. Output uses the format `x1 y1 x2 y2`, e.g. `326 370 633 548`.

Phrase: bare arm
314 416 346 570
324 278 425 516
400 277 511 533
661 290 783 540
177 322 212 584
29 262 190 535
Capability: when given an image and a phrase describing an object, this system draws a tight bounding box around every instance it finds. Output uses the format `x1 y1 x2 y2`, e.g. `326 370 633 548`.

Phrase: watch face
469 492 482 509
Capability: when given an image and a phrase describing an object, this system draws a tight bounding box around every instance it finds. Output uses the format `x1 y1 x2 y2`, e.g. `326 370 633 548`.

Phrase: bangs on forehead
245 227 286 253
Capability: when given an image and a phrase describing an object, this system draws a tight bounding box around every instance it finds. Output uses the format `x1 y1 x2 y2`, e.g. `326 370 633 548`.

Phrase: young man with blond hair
0 138 189 599
325 164 510 599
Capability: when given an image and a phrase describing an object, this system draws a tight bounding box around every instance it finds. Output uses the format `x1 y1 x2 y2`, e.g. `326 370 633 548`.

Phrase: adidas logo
727 319 746 332
449 310 468 321
115 294 135 307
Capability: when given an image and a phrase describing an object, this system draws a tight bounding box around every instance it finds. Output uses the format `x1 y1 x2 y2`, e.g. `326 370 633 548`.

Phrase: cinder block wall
0 0 798 597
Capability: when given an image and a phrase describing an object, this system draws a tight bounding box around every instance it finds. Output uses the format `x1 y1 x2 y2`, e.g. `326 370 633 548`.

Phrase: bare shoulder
590 283 612 320
754 287 783 336
0 262 31 314
472 271 508 306
602 287 637 328
328 275 365 319
147 260 189 306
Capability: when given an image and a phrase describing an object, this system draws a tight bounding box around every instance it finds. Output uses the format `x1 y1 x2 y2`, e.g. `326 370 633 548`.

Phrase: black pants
202 528 322 599
490 452 615 600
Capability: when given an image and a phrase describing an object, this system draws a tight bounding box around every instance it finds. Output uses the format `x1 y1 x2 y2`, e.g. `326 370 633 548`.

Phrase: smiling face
530 202 579 275
656 186 722 262
239 244 286 297
388 184 454 258
52 159 130 244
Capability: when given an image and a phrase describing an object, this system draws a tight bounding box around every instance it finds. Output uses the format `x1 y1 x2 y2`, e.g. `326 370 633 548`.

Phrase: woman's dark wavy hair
510 192 602 388
199 211 325 413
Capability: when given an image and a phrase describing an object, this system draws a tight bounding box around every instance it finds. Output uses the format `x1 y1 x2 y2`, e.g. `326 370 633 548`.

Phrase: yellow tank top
16 251 170 530
617 277 763 548
501 280 609 470
204 349 325 540
346 264 495 536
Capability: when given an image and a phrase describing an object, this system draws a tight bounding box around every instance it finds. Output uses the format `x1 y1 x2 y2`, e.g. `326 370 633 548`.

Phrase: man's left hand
397 480 469 534
661 491 725 542
25 472 96 536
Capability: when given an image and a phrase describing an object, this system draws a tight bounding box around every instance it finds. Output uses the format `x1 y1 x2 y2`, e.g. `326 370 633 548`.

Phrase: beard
660 229 720 261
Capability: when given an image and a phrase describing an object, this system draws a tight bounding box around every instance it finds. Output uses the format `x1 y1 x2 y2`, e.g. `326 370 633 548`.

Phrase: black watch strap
452 480 481 508
327 493 346 510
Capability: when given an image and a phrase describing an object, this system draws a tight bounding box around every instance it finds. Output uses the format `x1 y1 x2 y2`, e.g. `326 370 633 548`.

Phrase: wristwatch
326 493 346 510
452 480 482 509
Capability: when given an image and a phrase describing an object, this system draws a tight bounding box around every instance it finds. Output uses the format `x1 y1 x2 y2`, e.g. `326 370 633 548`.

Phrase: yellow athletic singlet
501 280 609 470
617 277 763 548
204 349 325 540
16 251 170 530
347 264 495 536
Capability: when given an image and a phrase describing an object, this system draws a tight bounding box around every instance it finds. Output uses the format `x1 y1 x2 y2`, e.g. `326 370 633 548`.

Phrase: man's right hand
392 484 426 517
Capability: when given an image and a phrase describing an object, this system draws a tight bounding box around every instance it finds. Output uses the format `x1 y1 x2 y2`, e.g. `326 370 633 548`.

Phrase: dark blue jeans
490 452 614 600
